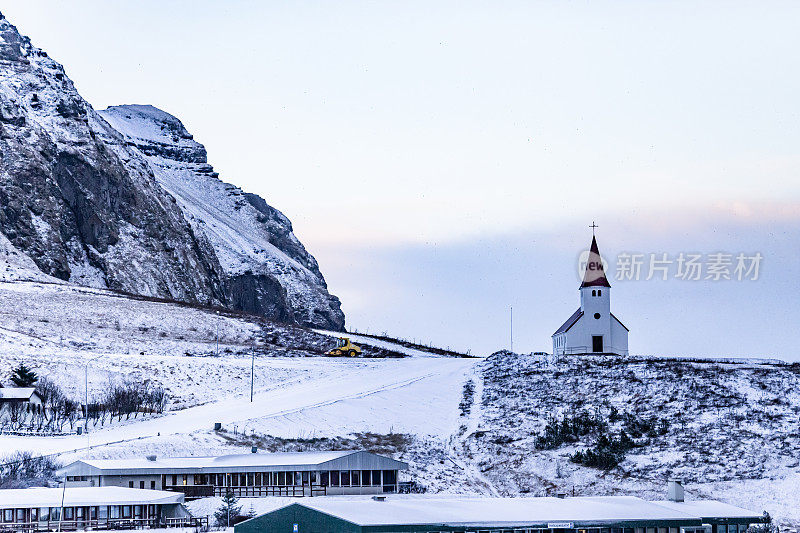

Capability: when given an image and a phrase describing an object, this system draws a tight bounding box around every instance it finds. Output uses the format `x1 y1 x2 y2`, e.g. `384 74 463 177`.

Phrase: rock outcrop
0 13 344 330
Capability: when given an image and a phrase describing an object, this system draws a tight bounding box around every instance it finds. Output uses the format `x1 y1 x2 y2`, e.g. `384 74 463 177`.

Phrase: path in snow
0 357 476 456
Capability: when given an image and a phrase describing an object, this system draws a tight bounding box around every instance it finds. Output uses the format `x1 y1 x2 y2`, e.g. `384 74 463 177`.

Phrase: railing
211 485 308 498
0 516 208 532
165 484 330 499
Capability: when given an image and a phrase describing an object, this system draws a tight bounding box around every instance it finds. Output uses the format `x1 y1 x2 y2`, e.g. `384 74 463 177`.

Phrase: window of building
362 470 371 486
594 313 601 319
39 508 49 522
182 474 187 486
134 506 142 519
372 470 382 486
76 507 84 520
320 471 329 486
122 506 131 519
50 508 61 522
128 481 134 488
598 290 602 296
63 508 74 520
382 470 397 486
255 473 262 486
3 509 14 522
139 481 145 489
277 472 286 486
171 475 177 486
98 506 107 520
330 471 339 487
340 470 350 487
150 480 156 490
592 290 596 296
351 470 361 486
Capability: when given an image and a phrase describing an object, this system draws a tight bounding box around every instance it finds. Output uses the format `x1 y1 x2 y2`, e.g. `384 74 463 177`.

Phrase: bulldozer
325 337 362 357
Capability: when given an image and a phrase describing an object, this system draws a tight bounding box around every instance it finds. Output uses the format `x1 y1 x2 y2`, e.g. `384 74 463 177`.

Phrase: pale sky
3 1 799 358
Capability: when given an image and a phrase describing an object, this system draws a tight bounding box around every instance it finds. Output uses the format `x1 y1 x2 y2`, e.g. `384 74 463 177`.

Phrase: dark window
255 473 262 486
340 470 350 487
382 470 397 486
320 471 329 486
598 290 602 296
171 475 177 486
277 472 286 486
330 471 339 487
592 290 596 296
139 481 145 489
64 508 74 520
351 470 360 486
362 470 371 486
128 481 134 488
122 506 131 519
594 313 601 319
372 470 382 486
150 480 156 490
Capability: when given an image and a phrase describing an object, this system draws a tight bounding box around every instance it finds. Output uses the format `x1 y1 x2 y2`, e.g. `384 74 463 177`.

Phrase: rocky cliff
0 13 344 330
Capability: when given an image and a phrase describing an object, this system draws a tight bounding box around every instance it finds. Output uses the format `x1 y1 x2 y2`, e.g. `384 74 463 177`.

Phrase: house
552 233 629 356
235 487 761 533
58 450 408 499
0 387 43 413
0 486 197 530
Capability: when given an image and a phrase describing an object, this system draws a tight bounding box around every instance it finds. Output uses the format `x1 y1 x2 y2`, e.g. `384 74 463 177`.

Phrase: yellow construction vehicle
325 337 362 357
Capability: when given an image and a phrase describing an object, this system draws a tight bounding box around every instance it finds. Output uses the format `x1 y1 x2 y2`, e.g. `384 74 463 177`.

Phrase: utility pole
250 343 255 403
84 354 102 449
510 306 513 353
215 311 220 357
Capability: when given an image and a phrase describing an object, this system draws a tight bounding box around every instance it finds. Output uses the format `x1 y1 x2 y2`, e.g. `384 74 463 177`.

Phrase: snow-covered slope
455 352 800 527
98 105 343 330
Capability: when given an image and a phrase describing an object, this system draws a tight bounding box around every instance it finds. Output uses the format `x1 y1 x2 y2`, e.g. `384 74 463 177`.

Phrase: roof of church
611 312 629 332
553 308 583 336
580 235 611 288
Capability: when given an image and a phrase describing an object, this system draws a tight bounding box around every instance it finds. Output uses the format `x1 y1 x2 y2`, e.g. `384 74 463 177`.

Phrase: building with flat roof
234 494 762 533
58 451 408 499
0 486 196 530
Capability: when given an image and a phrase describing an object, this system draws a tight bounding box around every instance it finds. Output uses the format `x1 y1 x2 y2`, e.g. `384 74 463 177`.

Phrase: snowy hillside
456 352 800 527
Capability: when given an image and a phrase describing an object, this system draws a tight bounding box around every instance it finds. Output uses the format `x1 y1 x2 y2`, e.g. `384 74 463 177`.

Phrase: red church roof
580 235 611 288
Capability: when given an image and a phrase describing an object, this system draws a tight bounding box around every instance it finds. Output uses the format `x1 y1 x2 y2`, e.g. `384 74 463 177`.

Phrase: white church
552 233 629 356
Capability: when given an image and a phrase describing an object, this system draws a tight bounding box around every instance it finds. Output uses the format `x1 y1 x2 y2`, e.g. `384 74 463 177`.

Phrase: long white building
0 486 192 530
58 450 408 499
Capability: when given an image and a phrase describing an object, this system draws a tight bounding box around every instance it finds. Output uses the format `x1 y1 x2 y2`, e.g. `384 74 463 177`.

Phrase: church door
592 336 603 353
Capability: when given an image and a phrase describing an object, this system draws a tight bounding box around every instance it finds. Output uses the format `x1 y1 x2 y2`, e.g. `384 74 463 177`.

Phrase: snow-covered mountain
0 13 343 330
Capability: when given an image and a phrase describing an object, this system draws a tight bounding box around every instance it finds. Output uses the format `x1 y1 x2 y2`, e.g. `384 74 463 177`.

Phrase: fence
0 516 208 532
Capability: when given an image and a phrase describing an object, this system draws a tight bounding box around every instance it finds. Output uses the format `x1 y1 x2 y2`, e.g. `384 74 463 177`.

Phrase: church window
592 290 596 296
598 290 602 296
594 313 601 319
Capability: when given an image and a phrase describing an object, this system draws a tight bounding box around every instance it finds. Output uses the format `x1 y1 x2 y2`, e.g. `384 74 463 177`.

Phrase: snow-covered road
0 357 476 456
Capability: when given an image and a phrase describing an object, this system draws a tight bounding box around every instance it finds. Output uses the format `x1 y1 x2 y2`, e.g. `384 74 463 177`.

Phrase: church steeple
580 235 611 288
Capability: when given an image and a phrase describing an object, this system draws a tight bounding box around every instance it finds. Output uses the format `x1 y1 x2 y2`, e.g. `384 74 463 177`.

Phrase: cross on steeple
589 221 598 235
